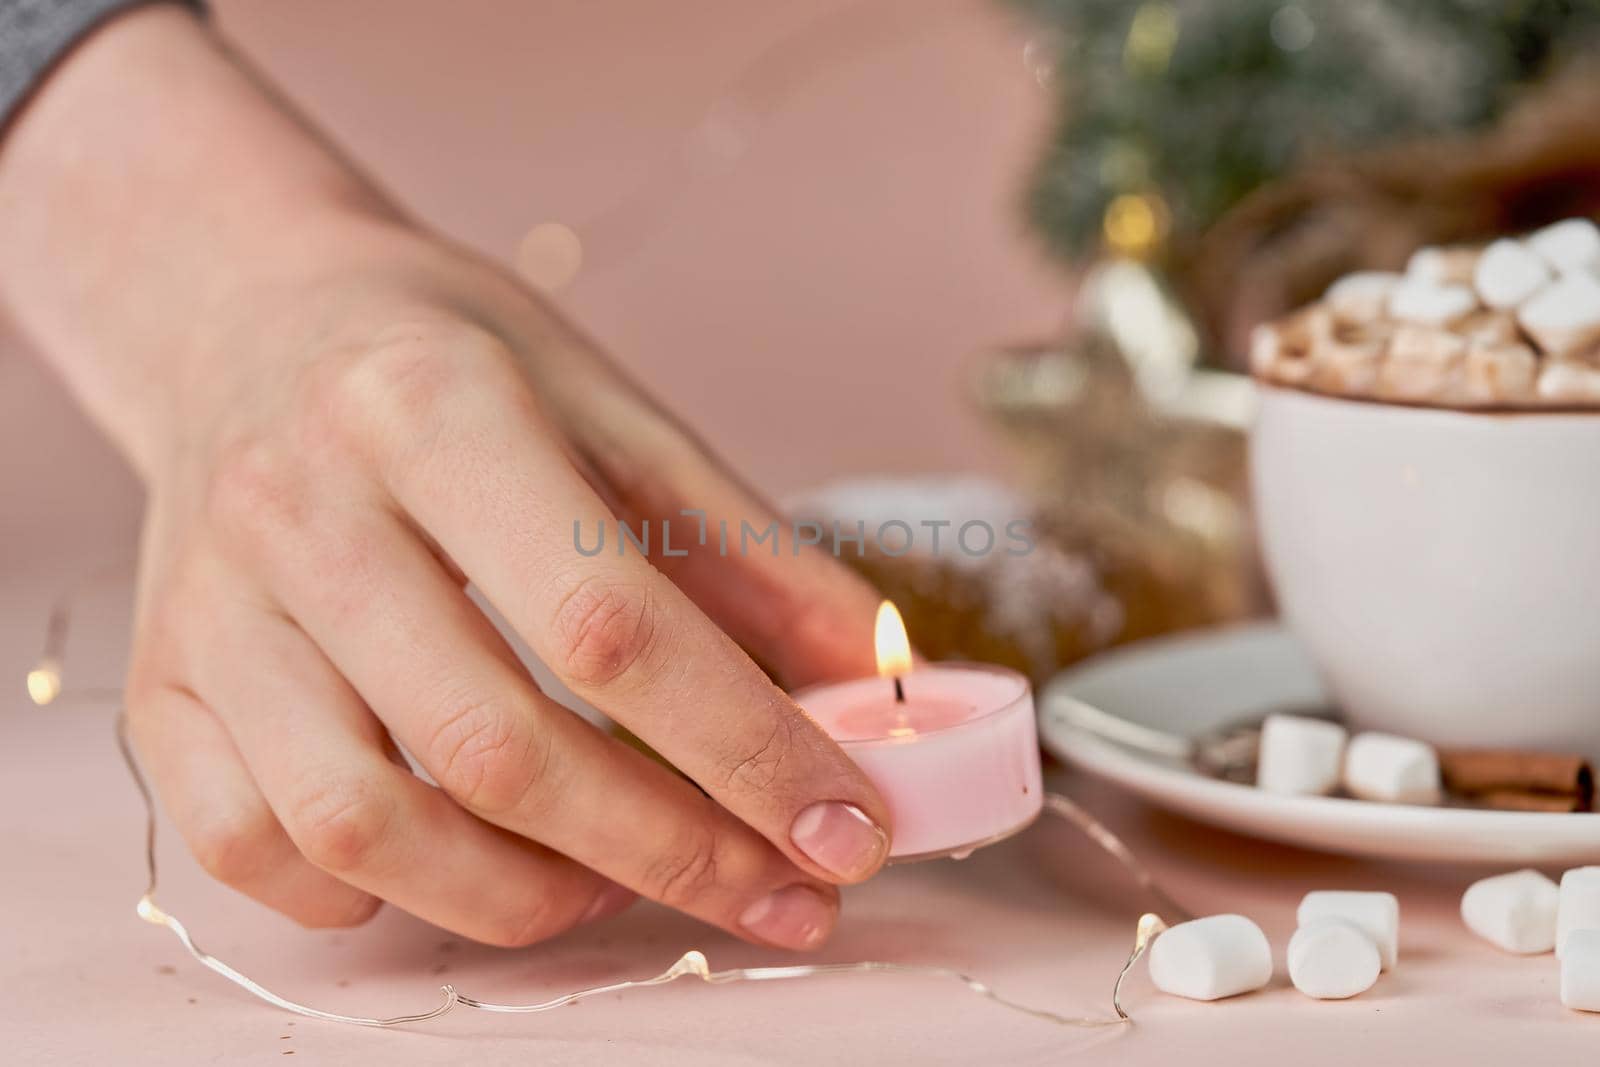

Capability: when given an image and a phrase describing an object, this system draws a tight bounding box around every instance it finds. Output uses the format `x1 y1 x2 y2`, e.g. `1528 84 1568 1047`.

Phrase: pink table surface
3 1 1596 1062
3 558 1595 1065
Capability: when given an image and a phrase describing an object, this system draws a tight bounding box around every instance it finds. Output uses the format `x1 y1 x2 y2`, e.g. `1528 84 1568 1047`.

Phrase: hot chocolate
1250 218 1600 408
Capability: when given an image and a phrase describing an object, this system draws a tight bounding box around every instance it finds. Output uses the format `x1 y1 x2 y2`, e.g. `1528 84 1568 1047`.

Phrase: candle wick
892 676 905 704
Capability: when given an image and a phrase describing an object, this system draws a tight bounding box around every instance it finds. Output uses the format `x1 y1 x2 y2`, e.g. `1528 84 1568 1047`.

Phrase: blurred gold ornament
1103 193 1168 260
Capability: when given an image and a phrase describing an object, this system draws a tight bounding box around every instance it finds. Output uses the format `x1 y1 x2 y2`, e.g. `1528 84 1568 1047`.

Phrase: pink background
1 1 1594 1062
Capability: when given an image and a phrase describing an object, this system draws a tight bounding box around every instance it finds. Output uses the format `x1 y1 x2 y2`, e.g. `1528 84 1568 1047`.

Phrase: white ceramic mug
1251 384 1600 763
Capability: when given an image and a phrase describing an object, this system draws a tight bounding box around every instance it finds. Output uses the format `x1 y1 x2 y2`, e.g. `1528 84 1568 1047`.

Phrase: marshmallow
1148 914 1273 1001
1563 929 1600 1012
1473 239 1552 309
1287 918 1382 1000
1406 246 1479 286
1528 218 1600 275
1249 323 1305 384
1537 360 1600 404
1388 279 1478 326
1464 340 1538 405
1297 891 1400 971
1325 271 1402 322
1558 866 1600 958
1257 714 1347 796
1250 307 1327 386
1461 869 1560 954
1458 309 1520 346
1342 732 1442 806
1377 325 1467 402
1517 271 1600 356
1309 320 1389 394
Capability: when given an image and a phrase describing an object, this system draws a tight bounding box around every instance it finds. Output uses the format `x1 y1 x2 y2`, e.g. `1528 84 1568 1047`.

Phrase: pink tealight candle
793 604 1042 860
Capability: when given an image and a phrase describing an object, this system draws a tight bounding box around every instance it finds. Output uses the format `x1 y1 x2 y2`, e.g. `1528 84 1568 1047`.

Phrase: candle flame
874 601 913 680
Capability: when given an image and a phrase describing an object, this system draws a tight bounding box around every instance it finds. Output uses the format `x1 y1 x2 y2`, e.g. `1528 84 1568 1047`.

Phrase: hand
0 6 890 950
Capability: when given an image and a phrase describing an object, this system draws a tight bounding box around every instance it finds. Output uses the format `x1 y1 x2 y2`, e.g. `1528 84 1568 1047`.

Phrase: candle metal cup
794 664 1043 861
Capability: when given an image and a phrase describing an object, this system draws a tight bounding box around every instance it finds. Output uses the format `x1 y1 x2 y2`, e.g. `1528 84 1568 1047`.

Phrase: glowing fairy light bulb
26 659 61 706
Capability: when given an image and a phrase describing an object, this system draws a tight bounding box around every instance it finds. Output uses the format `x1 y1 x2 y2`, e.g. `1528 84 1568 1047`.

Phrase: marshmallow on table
1517 271 1600 356
1148 914 1273 1002
1558 866 1600 958
1388 278 1478 326
1288 918 1382 1000
1473 239 1552 309
1461 869 1560 954
1563 929 1600 1013
1256 714 1347 796
1342 732 1441 805
1298 891 1400 971
1528 218 1600 275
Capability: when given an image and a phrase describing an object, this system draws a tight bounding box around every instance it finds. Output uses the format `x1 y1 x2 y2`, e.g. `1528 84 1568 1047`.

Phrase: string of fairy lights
26 566 1183 1031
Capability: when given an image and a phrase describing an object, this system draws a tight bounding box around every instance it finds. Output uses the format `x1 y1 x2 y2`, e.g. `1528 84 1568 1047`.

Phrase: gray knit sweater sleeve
1 0 202 130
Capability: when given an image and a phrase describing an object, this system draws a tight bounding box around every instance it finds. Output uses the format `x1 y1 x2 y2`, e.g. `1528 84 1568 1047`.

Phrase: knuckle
188 806 281 888
320 319 508 445
333 334 456 429
549 576 661 690
205 438 304 544
284 777 394 875
641 826 724 910
426 695 550 816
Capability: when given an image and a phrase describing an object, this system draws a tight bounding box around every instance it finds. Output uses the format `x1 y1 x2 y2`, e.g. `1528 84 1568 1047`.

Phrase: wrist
0 4 402 478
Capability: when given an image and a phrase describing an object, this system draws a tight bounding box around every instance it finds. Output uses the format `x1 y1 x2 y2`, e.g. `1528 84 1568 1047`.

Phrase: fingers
125 682 380 929
514 337 880 687
569 381 883 688
261 505 844 950
370 350 891 884
188 591 629 947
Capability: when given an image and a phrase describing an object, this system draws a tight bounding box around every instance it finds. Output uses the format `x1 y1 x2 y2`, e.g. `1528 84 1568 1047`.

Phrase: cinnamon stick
1468 789 1588 814
1438 747 1594 811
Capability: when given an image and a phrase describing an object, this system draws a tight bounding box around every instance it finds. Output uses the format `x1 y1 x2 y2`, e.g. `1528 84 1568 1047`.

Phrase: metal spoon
1047 694 1343 782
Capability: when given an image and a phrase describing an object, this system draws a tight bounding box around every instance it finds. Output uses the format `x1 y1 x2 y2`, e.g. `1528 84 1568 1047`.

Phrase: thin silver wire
48 569 1186 1031
1042 793 1196 924
117 704 1161 1029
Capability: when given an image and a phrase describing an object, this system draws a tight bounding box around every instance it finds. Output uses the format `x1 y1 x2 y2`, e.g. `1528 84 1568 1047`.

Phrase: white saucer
1039 623 1600 866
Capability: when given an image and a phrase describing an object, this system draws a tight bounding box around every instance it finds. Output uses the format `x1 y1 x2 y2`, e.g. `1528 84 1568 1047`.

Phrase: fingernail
790 801 888 881
738 884 835 950
580 882 636 924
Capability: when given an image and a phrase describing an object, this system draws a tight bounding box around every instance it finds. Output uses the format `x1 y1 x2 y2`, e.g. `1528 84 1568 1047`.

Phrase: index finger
372 343 892 884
